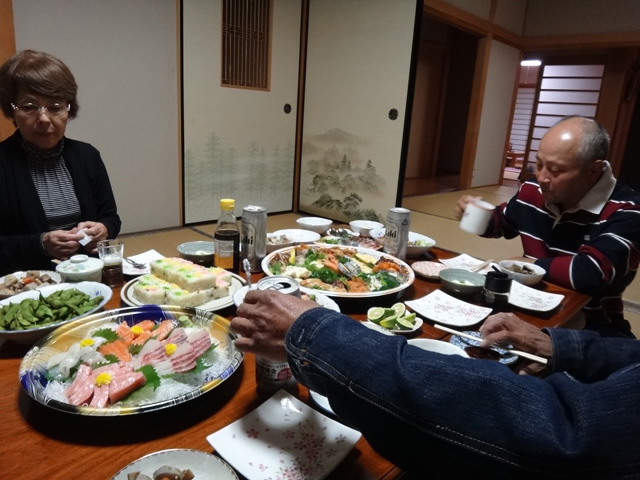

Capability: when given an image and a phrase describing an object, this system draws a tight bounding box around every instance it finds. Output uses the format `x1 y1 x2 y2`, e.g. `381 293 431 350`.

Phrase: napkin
122 249 165 275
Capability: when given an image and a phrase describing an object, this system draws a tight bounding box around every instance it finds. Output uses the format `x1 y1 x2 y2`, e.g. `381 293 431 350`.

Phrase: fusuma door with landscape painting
299 0 418 223
182 0 301 223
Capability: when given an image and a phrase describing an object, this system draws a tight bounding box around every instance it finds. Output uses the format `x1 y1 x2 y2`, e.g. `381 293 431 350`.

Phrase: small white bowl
296 217 332 234
408 338 469 357
349 220 384 237
177 241 215 266
407 232 436 257
56 255 104 283
439 268 485 297
499 260 546 286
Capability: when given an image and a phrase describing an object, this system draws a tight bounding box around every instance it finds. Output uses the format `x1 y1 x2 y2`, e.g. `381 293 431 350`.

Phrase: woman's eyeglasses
11 102 70 118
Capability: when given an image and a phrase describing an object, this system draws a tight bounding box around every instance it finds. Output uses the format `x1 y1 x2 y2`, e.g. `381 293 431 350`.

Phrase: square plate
122 249 165 275
439 254 497 275
207 389 361 480
508 281 564 312
405 289 492 327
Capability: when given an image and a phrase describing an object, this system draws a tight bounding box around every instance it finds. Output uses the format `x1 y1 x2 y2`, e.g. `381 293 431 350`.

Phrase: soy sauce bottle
481 271 512 312
214 199 240 273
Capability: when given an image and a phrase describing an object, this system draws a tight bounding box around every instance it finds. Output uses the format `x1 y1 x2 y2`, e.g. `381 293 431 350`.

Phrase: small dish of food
498 260 545 286
439 268 484 297
177 241 215 266
0 270 61 299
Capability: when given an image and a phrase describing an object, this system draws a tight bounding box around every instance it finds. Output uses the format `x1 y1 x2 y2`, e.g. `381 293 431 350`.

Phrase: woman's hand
42 230 84 260
479 312 553 376
231 289 320 362
455 195 482 220
76 221 109 253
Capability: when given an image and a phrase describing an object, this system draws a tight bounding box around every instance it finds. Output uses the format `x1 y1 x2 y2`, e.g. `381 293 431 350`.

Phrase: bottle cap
484 271 512 293
220 198 235 210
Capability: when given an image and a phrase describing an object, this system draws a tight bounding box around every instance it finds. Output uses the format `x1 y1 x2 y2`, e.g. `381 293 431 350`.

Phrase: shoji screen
524 64 604 174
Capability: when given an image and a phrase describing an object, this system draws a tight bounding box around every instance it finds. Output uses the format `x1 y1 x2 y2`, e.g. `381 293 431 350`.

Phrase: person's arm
545 327 640 381
284 308 640 476
64 141 121 243
534 207 640 294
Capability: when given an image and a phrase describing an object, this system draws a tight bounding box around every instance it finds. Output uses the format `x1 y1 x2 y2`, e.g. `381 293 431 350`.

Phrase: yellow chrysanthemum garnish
94 372 112 387
79 338 95 348
130 325 143 336
165 343 178 356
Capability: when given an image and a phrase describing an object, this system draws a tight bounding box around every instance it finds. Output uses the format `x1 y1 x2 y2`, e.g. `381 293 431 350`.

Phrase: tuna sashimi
109 371 146 403
89 384 110 408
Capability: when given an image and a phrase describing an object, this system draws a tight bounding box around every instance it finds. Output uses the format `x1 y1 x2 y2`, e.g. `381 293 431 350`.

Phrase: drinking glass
97 239 124 287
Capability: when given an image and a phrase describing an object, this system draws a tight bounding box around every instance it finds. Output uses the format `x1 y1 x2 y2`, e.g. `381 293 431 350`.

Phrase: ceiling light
521 60 542 67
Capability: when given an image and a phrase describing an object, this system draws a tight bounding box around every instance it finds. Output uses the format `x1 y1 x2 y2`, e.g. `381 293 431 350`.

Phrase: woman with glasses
0 50 120 275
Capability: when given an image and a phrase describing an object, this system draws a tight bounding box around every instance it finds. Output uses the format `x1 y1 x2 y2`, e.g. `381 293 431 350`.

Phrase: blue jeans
285 308 640 479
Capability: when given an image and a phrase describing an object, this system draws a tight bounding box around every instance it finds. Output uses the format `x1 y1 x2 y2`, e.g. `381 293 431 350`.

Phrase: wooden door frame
0 0 17 141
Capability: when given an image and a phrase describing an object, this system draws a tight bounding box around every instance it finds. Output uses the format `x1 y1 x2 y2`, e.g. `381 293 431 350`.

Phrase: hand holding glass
460 199 495 235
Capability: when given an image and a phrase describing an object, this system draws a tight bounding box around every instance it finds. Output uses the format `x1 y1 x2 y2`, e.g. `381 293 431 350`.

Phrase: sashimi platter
19 305 243 416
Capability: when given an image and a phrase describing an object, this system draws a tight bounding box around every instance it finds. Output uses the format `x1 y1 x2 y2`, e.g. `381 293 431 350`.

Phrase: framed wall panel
182 0 301 223
299 0 418 223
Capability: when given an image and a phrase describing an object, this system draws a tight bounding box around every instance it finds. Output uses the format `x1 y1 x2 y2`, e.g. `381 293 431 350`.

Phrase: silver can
255 275 300 394
241 205 267 272
383 207 410 260
256 275 301 297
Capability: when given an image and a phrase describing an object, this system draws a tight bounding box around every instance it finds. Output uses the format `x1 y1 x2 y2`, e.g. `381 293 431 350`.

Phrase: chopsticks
433 323 548 365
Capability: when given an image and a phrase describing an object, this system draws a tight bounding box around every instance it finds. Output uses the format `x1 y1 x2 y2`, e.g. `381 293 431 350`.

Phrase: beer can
383 207 411 260
241 205 267 272
255 275 300 394
256 275 301 298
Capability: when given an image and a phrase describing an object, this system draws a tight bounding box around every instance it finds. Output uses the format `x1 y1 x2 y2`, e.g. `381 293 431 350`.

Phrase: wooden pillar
0 0 17 141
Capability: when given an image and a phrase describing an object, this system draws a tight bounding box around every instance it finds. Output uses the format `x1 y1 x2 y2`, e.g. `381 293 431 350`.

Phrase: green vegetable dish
266 245 412 294
0 288 104 331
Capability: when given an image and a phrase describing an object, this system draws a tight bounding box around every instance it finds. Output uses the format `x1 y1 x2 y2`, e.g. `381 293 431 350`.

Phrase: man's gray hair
555 116 610 167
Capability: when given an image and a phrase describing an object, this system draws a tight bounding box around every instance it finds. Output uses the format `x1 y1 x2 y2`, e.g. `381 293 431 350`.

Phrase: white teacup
460 199 495 235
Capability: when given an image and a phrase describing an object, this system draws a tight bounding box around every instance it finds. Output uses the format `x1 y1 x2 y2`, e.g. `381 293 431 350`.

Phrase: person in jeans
456 116 640 338
232 289 640 479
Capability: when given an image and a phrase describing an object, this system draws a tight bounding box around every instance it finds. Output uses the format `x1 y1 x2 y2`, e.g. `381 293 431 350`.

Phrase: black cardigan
0 131 121 275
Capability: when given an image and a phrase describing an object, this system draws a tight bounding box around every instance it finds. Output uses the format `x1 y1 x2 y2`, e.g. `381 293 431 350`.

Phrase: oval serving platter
19 305 243 416
261 244 415 300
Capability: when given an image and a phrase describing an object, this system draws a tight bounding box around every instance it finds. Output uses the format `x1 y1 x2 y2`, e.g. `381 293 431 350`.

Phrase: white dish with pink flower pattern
508 281 564 312
405 289 492 327
207 389 361 480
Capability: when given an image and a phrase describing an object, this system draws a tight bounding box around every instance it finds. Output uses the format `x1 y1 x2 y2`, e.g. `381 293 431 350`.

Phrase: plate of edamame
0 281 112 344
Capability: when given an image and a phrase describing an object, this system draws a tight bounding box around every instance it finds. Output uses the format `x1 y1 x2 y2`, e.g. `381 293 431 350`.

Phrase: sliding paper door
299 0 418 222
183 0 301 223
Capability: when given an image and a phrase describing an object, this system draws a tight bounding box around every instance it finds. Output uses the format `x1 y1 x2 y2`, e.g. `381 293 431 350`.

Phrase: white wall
12 0 180 234
472 39 521 187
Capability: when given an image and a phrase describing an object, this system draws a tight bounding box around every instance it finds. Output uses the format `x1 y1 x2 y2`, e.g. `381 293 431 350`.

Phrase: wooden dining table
0 245 590 480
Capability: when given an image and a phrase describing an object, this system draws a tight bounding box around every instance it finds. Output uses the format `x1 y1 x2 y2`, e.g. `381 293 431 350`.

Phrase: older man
232 289 640 478
456 116 640 337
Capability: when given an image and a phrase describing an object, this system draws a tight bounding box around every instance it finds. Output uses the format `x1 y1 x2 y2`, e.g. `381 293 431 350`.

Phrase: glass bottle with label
214 198 240 273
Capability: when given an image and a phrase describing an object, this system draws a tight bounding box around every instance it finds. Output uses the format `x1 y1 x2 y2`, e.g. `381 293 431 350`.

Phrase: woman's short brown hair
0 50 79 119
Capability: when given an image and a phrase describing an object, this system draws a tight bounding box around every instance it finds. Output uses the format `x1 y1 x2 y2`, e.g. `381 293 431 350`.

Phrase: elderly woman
0 50 120 275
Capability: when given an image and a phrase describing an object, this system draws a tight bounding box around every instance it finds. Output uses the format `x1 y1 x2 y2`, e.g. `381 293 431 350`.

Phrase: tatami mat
402 185 518 219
